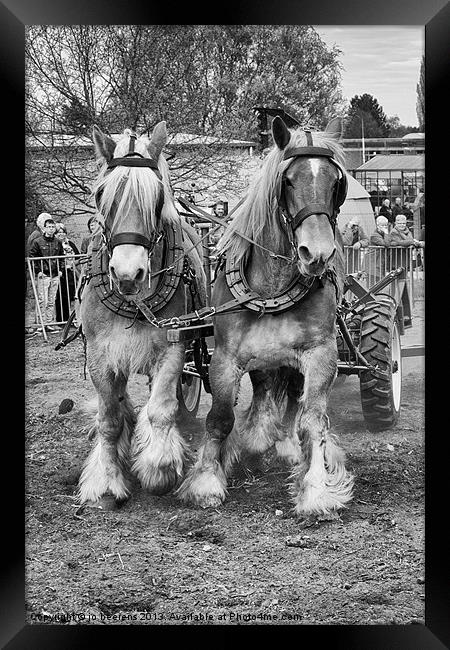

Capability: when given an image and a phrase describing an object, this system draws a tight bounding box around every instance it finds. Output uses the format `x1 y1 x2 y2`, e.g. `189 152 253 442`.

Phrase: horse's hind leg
177 350 243 507
274 369 304 465
290 343 354 518
131 344 187 495
236 370 284 459
78 369 134 508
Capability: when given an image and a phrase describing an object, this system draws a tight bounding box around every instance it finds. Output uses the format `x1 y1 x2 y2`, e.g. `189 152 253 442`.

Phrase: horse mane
91 129 178 232
217 128 346 262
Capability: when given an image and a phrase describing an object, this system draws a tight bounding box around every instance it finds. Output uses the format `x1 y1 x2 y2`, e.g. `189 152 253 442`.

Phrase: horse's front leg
131 343 187 495
177 348 243 507
78 368 134 509
291 341 354 518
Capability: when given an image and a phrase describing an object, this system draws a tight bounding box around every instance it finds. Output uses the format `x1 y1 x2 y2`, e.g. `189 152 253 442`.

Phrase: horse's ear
272 116 291 150
148 121 167 159
324 117 345 140
92 125 116 163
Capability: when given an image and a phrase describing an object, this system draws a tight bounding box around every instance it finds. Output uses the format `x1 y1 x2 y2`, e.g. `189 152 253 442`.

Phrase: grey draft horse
78 122 206 509
178 116 354 519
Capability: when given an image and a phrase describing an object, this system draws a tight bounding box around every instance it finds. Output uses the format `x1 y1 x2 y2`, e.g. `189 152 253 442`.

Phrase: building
342 132 425 173
25 130 257 246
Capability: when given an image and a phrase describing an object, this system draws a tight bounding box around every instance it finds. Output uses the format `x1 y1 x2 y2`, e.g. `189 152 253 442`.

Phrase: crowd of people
339 207 425 287
26 212 103 336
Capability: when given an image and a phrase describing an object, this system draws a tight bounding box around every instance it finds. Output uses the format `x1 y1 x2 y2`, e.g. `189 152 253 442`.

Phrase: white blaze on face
109 244 148 282
310 159 321 189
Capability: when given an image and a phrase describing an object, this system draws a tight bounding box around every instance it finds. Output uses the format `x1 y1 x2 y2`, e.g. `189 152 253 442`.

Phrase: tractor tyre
359 299 402 431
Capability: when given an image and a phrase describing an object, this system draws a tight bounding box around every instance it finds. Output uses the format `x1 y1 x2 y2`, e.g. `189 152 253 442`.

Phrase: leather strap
107 158 162 178
109 232 154 249
284 146 334 160
289 203 334 231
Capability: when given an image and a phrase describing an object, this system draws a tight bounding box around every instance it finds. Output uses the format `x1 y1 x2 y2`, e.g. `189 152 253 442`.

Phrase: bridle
97 132 165 254
278 131 348 240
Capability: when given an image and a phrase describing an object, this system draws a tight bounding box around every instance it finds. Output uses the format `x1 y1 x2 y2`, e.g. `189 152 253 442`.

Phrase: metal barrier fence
26 254 88 338
343 245 424 307
25 245 424 337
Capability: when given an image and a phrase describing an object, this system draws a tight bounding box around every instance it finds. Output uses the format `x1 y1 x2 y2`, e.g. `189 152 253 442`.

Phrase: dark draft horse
178 116 354 519
78 122 206 508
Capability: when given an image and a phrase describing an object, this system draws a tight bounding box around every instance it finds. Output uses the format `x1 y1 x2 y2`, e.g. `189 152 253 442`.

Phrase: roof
356 154 425 172
26 132 256 150
402 132 425 140
338 174 375 234
345 173 370 200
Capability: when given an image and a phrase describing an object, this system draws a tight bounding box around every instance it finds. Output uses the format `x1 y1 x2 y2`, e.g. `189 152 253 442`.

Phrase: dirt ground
24 302 425 626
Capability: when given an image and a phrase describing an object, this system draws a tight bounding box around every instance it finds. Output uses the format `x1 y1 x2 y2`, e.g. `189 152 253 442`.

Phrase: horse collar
224 255 316 315
89 221 185 320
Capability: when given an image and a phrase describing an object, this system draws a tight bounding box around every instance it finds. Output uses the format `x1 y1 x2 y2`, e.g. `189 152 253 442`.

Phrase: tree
25 25 345 215
416 55 424 131
386 115 421 137
344 94 390 138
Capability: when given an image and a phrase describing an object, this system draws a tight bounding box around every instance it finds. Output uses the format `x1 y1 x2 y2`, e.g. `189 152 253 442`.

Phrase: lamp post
355 113 366 164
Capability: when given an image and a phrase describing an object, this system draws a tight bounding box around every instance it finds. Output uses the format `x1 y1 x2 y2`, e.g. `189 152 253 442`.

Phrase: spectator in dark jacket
80 215 103 255
391 197 404 220
379 199 394 226
28 218 64 331
54 223 80 324
26 212 50 253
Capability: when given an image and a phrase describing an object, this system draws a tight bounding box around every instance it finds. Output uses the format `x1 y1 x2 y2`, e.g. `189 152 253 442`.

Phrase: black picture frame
7 1 448 647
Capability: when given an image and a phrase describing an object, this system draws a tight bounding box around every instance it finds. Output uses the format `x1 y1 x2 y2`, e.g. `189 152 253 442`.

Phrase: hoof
176 466 227 508
297 511 341 527
141 464 180 496
195 493 225 509
85 494 127 511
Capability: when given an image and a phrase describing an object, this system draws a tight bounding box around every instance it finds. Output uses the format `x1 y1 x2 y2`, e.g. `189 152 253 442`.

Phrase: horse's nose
110 263 146 283
297 244 336 267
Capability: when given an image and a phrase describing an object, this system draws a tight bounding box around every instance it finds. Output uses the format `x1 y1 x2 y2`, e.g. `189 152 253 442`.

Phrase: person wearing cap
26 212 51 253
340 216 369 274
29 217 64 332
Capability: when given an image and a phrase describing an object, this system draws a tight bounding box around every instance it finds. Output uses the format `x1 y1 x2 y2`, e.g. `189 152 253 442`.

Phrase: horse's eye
284 177 294 188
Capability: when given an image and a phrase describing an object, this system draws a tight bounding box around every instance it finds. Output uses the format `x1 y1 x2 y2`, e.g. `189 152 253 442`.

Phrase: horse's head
273 116 347 278
92 122 168 295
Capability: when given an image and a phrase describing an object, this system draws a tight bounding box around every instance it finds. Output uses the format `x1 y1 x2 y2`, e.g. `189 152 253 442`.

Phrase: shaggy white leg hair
78 431 131 504
275 432 303 466
78 394 135 505
290 433 354 517
237 391 282 455
130 346 187 494
131 405 188 494
176 443 228 508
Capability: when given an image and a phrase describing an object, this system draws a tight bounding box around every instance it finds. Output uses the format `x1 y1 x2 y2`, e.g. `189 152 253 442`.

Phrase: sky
314 26 424 127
